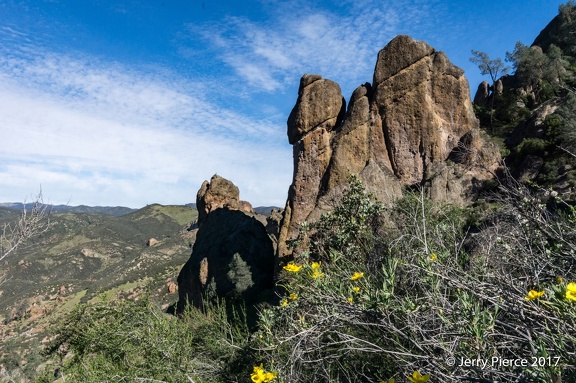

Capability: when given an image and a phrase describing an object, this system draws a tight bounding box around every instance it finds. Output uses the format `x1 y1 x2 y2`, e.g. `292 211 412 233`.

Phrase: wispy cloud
189 0 446 97
0 45 292 207
0 0 458 208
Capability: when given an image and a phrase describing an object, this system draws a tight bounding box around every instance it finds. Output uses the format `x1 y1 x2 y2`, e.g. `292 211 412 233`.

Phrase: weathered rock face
474 81 490 107
278 35 500 259
287 74 346 145
177 209 275 311
196 174 240 226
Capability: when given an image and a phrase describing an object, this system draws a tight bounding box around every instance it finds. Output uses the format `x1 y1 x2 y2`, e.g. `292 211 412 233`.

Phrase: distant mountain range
0 202 280 216
0 202 137 216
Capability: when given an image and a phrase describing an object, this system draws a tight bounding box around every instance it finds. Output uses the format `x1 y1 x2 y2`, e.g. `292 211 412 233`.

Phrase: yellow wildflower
280 299 288 307
283 262 302 272
566 282 576 302
350 272 364 281
525 289 545 300
311 261 321 270
310 270 324 279
289 293 298 301
408 371 430 383
430 253 437 261
352 286 361 293
347 297 354 303
264 372 277 382
251 364 277 383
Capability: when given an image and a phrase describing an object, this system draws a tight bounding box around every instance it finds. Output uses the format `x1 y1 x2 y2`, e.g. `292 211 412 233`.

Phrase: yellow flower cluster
524 282 576 302
309 261 323 279
350 272 364 281
251 364 277 383
283 262 302 272
525 289 545 300
429 253 437 261
408 371 430 383
567 282 576 302
281 293 298 307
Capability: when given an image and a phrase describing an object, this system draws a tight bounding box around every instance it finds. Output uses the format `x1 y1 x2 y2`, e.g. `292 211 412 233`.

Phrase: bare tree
0 188 51 263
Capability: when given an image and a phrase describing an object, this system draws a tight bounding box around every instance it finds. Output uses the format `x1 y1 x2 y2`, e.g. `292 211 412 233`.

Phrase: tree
0 189 51 284
470 50 510 129
470 50 509 87
506 42 569 96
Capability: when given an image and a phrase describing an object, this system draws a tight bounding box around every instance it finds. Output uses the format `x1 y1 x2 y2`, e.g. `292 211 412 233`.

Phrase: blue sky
0 0 566 208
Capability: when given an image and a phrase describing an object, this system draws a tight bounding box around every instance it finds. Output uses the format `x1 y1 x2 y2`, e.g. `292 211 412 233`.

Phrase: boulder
146 238 158 247
474 81 490 107
239 200 255 214
287 74 346 144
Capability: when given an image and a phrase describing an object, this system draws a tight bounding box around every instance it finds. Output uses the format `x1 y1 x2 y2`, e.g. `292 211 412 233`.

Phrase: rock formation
177 175 275 311
176 209 275 311
196 174 240 226
195 174 258 226
278 35 500 259
473 81 490 107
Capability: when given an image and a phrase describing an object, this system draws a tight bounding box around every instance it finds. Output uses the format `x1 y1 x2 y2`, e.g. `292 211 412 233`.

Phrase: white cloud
188 0 444 98
0 47 292 207
0 0 459 209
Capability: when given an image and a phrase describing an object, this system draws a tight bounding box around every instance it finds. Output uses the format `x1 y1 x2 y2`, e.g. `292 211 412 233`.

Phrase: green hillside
0 204 198 380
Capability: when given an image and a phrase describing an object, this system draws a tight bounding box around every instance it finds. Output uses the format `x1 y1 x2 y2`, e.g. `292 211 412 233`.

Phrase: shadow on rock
174 208 275 326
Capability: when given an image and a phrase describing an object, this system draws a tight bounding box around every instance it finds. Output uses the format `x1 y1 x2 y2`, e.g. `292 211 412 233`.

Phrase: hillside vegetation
35 177 576 382
0 204 197 381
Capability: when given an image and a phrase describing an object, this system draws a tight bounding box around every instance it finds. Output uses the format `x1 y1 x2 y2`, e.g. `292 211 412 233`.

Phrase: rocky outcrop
239 200 255 214
176 209 275 311
278 35 500 259
474 81 490 107
146 238 158 247
196 174 240 226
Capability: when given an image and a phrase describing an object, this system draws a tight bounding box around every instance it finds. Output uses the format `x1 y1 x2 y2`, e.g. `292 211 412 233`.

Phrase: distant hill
0 202 279 217
253 206 281 215
0 203 136 216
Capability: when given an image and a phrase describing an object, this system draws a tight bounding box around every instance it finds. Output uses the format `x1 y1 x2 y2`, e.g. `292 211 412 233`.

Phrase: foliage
227 252 255 299
39 295 256 383
36 176 576 383
470 50 509 85
554 93 576 153
505 42 570 103
255 178 576 383
297 175 385 265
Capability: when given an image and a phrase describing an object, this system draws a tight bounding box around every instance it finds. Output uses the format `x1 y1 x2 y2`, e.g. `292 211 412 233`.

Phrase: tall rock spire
277 35 500 259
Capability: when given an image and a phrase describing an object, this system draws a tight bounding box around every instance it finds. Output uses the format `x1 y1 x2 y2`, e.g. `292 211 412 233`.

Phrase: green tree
506 42 569 97
470 50 509 86
470 50 509 128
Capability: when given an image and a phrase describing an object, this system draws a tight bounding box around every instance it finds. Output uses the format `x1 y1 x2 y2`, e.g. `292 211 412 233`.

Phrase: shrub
39 295 256 383
255 177 576 383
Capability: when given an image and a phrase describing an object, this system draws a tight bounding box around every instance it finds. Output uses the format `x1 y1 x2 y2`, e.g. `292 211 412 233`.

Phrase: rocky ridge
278 35 500 259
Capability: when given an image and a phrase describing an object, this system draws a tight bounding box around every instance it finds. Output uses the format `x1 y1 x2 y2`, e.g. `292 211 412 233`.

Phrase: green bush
255 178 576 383
39 295 257 383
516 138 551 156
